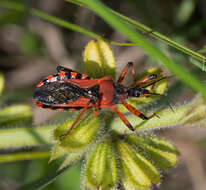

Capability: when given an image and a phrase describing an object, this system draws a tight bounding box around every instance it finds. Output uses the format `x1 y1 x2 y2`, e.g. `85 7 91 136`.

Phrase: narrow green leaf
0 125 57 148
0 105 32 126
0 1 102 39
0 152 50 163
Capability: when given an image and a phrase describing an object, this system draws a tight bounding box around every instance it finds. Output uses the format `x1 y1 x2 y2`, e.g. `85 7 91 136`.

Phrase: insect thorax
113 84 127 104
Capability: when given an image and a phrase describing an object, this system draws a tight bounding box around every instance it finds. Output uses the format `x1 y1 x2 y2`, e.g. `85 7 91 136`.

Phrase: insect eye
149 74 157 80
117 88 122 94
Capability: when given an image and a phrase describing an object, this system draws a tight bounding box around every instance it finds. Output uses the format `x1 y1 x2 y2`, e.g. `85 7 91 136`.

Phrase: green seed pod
54 113 101 152
84 141 117 190
125 134 179 169
116 140 160 189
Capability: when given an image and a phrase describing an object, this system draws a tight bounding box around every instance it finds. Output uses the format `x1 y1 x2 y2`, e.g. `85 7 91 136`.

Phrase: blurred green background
0 0 206 190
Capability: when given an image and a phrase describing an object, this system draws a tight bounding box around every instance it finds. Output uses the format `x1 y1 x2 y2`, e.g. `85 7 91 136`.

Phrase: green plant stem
110 10 206 63
0 1 136 47
0 152 50 163
76 0 206 99
66 0 206 64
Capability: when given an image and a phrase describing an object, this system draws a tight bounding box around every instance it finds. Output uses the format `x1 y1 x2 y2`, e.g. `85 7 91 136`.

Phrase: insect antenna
150 92 162 96
142 75 175 113
167 100 175 113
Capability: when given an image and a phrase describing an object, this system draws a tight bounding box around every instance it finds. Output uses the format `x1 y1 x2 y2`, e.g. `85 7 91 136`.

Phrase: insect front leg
132 74 158 88
117 62 136 84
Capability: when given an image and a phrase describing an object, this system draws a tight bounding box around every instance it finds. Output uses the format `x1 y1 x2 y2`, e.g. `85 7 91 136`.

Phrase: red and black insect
33 62 165 137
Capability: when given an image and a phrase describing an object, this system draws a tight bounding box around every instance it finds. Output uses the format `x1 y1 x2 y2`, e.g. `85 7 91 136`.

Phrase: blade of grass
0 1 101 38
0 105 32 127
110 10 206 63
0 152 50 163
75 0 206 99
66 0 206 65
0 1 136 47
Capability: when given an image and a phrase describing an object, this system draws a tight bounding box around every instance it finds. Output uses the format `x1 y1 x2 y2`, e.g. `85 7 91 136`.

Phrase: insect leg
112 107 135 131
57 65 73 73
132 74 158 88
60 103 90 138
117 62 136 84
56 65 75 73
92 103 99 116
123 102 157 120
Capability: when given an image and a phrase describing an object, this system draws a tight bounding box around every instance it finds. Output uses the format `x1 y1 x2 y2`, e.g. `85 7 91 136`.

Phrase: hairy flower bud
116 140 160 189
84 140 117 190
125 134 179 169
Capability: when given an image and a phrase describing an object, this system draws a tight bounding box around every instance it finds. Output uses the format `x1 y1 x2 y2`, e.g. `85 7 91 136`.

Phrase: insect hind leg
112 107 135 131
117 62 136 84
123 102 158 120
60 103 90 138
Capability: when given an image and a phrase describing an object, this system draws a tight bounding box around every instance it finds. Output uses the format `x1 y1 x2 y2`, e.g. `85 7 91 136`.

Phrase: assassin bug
33 62 166 137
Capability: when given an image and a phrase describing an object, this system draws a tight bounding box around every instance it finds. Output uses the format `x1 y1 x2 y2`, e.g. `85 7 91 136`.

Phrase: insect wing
33 81 84 105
